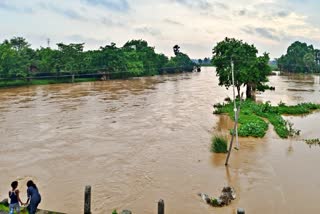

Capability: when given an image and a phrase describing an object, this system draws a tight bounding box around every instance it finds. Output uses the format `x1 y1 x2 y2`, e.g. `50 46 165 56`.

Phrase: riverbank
0 78 97 88
0 200 64 214
0 66 200 89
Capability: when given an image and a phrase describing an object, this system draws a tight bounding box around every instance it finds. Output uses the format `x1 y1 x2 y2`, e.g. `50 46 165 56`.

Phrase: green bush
238 121 268 138
213 99 320 138
211 136 228 153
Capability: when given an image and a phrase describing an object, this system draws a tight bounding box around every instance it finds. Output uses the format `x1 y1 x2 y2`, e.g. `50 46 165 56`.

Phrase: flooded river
0 68 319 213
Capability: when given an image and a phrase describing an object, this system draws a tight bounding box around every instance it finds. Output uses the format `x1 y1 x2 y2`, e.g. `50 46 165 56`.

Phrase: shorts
9 203 20 213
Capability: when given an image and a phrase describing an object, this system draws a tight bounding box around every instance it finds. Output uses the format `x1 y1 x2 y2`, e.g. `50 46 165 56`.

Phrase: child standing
9 181 23 214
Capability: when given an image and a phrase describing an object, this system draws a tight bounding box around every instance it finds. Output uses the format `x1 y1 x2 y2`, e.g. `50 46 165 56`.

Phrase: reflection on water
0 68 320 213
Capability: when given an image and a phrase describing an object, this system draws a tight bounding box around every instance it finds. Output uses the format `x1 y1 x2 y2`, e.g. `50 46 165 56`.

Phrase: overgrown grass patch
214 100 320 138
211 135 228 153
0 204 9 212
0 78 98 88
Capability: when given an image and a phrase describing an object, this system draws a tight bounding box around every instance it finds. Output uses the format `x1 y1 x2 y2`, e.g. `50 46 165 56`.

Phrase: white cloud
0 0 319 58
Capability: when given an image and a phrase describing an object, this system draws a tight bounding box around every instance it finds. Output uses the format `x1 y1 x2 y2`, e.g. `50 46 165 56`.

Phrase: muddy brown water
0 68 319 214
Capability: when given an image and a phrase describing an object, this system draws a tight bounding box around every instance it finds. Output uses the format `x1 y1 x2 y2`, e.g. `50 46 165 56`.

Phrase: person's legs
27 203 36 214
28 200 40 214
14 203 21 214
9 203 20 214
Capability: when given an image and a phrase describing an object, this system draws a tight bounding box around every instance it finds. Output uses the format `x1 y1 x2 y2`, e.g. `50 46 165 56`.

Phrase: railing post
84 185 91 214
158 199 164 214
237 208 245 214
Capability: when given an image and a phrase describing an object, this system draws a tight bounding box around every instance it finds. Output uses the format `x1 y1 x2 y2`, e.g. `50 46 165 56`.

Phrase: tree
212 37 271 99
303 53 316 72
9 37 30 51
0 38 33 79
173 45 180 56
56 43 85 73
165 46 195 73
277 41 316 73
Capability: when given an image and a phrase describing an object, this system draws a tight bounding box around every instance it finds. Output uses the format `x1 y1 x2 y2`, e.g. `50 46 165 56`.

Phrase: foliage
210 198 220 206
163 46 195 73
305 138 320 147
0 37 195 86
112 210 118 214
256 84 275 92
214 99 320 138
211 37 271 98
211 135 228 153
0 203 62 214
277 41 320 73
0 204 9 212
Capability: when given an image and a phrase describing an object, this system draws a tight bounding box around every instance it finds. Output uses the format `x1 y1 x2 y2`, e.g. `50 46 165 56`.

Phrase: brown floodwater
0 68 319 214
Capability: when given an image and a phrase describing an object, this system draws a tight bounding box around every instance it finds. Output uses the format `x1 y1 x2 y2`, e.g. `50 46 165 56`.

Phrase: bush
238 121 268 138
211 136 228 153
213 99 320 138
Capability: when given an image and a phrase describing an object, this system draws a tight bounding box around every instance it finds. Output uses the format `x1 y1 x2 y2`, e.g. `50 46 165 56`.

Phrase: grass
0 204 9 212
211 135 228 153
0 78 98 88
0 203 64 214
0 203 28 214
214 100 320 138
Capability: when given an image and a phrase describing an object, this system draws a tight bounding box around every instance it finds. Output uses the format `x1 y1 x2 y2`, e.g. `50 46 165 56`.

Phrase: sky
0 0 320 59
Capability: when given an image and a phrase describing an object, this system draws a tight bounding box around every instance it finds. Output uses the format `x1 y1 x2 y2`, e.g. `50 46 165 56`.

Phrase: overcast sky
0 0 319 59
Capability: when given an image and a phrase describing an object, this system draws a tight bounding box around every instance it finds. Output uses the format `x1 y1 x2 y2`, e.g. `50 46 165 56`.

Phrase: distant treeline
277 41 320 73
0 37 196 81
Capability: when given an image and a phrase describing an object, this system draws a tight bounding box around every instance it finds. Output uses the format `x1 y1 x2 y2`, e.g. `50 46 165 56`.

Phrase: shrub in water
211 136 228 153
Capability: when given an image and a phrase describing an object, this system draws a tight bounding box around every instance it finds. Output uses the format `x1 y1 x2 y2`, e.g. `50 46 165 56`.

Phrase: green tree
277 41 315 73
303 53 316 72
0 37 33 79
212 37 271 99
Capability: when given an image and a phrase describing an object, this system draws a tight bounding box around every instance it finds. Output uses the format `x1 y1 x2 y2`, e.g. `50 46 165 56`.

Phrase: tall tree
212 37 271 99
278 41 316 73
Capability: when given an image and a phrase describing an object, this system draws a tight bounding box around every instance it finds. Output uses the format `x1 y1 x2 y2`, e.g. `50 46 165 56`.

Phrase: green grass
0 203 28 214
0 204 9 212
0 78 98 88
211 135 228 153
214 100 320 138
0 203 64 214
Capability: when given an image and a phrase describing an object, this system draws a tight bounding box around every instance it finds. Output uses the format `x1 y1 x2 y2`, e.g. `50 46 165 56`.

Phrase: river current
0 67 319 213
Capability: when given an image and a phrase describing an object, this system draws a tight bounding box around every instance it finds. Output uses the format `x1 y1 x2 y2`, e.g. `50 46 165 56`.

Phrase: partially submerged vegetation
304 138 320 147
214 100 320 138
211 136 228 153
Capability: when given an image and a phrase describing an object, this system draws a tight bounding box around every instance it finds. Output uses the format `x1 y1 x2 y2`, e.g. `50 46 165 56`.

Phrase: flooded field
0 67 319 214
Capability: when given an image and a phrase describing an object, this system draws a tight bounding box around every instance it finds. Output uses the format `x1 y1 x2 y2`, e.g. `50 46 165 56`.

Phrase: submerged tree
212 37 271 99
277 41 318 73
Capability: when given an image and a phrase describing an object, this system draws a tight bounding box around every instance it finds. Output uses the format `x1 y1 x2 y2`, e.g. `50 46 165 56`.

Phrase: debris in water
198 186 236 207
304 138 320 147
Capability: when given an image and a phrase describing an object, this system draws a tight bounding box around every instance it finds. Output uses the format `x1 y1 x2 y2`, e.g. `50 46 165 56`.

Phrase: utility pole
231 60 239 149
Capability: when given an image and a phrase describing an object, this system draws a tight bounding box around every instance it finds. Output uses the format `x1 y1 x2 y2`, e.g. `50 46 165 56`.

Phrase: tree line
0 37 195 80
277 41 320 73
